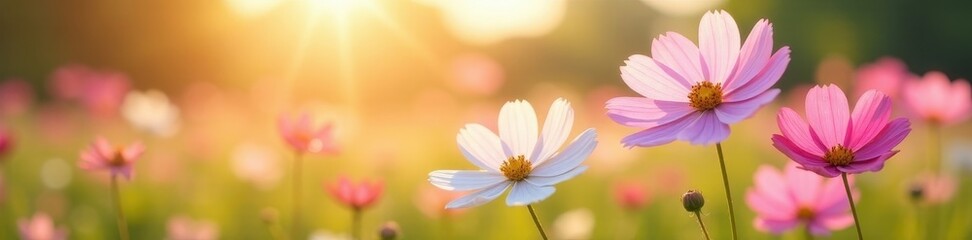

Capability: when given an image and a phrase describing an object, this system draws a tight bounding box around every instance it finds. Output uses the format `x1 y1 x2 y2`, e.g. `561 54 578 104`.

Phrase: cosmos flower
327 176 383 210
0 128 11 161
166 216 219 240
613 181 650 211
902 71 971 125
18 212 68 240
429 98 597 208
278 112 338 154
607 10 789 147
910 173 957 205
121 89 181 137
746 163 856 236
853 57 909 99
78 137 145 180
772 84 911 177
49 64 131 117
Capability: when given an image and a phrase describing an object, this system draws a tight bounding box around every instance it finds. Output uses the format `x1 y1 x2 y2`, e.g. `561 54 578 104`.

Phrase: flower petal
499 100 539 158
714 88 779 124
848 90 892 151
526 165 586 186
784 163 822 206
122 142 145 161
621 113 699 148
677 111 729 145
532 98 574 163
815 214 855 232
853 118 910 160
532 129 596 177
506 181 556 206
746 189 794 221
814 175 853 214
750 166 797 216
651 32 705 84
754 217 799 234
457 124 505 172
445 182 511 209
772 135 838 177
621 55 692 102
605 97 694 128
429 170 507 191
725 19 772 91
699 10 740 84
725 47 790 101
805 84 850 148
776 108 826 156
838 151 897 174
945 79 972 124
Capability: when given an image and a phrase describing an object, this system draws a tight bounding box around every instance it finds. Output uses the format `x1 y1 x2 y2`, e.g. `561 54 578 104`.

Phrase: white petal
506 181 556 206
429 170 507 191
531 98 574 164
532 128 597 177
499 100 539 158
526 166 586 186
445 181 511 209
457 124 506 171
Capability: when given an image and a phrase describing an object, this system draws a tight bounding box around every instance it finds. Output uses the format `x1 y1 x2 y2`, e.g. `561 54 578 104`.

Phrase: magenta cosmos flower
772 84 911 177
746 163 856 236
78 137 144 180
327 177 383 210
278 113 338 154
607 10 790 146
902 71 971 125
18 212 68 240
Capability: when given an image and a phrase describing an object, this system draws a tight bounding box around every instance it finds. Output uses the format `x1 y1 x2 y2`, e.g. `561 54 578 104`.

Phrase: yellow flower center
823 145 854 166
500 155 532 181
108 146 127 167
688 81 723 111
797 207 815 220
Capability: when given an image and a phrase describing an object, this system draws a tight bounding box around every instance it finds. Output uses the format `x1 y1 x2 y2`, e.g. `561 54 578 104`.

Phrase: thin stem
352 209 362 240
912 202 922 240
804 224 814 240
929 123 941 174
693 211 711 240
714 143 739 240
291 153 303 239
842 173 863 240
526 205 549 240
110 175 130 240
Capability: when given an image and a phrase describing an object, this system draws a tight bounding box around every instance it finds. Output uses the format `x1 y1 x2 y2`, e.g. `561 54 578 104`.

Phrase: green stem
842 173 863 240
110 175 130 240
527 205 549 240
804 224 814 240
263 216 285 240
352 209 362 240
928 123 942 240
715 143 739 240
291 153 303 239
693 211 711 240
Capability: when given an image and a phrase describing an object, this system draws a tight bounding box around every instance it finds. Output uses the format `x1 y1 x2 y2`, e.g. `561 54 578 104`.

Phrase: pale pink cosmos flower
166 215 219 240
607 10 790 146
902 71 971 125
49 65 131 117
772 84 911 177
78 137 145 180
0 79 34 117
18 212 68 240
746 163 856 236
853 57 909 99
613 181 650 211
278 113 338 154
327 176 383 210
912 173 957 205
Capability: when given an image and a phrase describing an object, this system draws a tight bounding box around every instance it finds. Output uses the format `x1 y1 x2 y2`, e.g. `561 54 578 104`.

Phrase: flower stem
841 173 863 240
263 216 286 240
291 153 303 239
526 204 549 240
352 208 362 240
693 211 711 240
804 224 814 240
929 123 941 174
714 143 739 240
110 175 130 240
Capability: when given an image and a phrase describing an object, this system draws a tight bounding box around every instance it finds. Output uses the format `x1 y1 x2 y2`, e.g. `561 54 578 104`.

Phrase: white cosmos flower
429 98 597 208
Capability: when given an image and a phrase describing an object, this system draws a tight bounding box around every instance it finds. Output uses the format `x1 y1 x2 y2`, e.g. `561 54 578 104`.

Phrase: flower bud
681 190 705 212
908 182 924 202
379 221 400 240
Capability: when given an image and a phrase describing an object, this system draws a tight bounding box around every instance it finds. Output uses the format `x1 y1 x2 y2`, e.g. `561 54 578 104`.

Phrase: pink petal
805 84 850 148
746 189 794 221
847 90 892 151
944 79 971 124
750 166 797 216
620 112 700 148
605 97 694 128
807 220 833 236
677 111 729 145
123 142 145 161
815 214 855 232
726 19 772 92
621 55 692 102
776 108 826 156
853 118 910 160
753 218 798 234
784 163 823 206
651 32 705 84
838 150 897 174
698 10 740 84
771 135 837 177
94 137 115 159
714 88 779 124
724 47 790 101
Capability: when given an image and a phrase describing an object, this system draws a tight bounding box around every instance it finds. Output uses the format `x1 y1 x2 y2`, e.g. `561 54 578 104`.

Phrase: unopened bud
681 190 705 212
908 183 924 202
379 221 400 240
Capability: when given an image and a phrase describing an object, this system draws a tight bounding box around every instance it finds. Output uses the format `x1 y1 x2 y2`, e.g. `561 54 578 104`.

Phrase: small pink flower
902 71 971 125
746 163 857 236
166 215 220 240
450 53 505 96
613 181 650 211
278 113 338 154
327 176 383 210
415 185 466 219
607 10 789 147
0 128 12 160
912 173 957 205
78 137 144 180
0 79 34 117
18 212 68 240
49 65 131 117
772 84 911 177
853 57 909 99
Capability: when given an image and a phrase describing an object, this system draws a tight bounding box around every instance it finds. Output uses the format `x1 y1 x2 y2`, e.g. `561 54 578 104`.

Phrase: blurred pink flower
0 128 11 160
902 71 971 125
78 137 144 180
450 53 505 96
278 113 338 154
854 57 909 99
773 85 911 177
18 212 67 240
0 79 34 116
913 173 957 205
327 177 383 210
415 185 466 219
746 163 857 236
613 181 650 211
49 64 131 117
607 10 789 147
166 215 219 240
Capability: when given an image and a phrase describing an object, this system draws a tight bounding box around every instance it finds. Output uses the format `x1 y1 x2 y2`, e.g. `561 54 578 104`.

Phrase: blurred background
1 0 971 239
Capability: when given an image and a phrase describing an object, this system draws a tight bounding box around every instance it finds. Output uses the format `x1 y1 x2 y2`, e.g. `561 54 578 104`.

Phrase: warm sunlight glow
225 0 282 18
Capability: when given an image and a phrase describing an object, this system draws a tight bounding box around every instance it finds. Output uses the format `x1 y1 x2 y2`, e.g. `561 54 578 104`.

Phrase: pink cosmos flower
78 137 145 180
167 215 220 240
772 84 911 177
853 57 909 99
415 185 466 219
278 113 339 154
746 163 856 236
912 173 957 205
0 128 12 160
0 79 34 117
18 212 68 240
607 10 790 146
49 65 131 117
613 181 650 211
327 177 383 210
902 71 971 125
